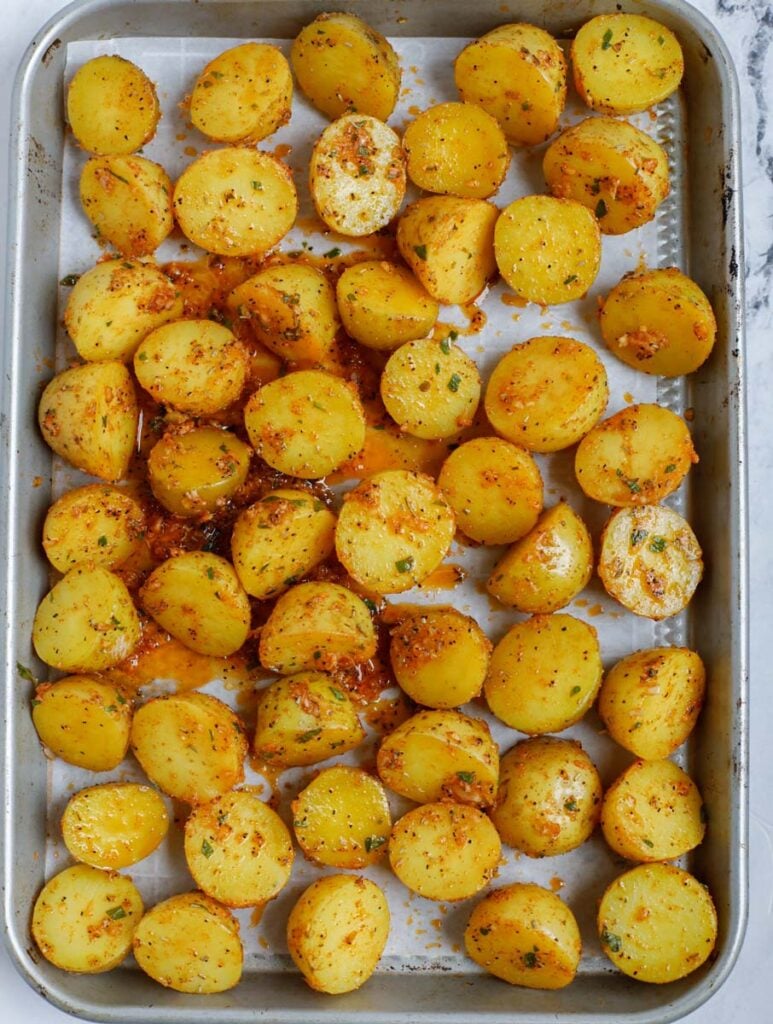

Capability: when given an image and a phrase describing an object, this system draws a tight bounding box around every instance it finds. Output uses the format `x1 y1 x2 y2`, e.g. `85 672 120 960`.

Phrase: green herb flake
664 463 676 473
363 597 377 614
447 373 462 393
293 818 308 828
595 198 608 219
137 351 148 361
358 164 371 176
311 400 326 411
622 476 641 493
106 906 127 920
434 362 441 374
629 721 643 731
570 685 581 696
649 536 667 553
329 687 346 702
522 951 539 968
413 244 428 261
440 337 452 355
564 799 579 812
364 835 387 853
395 556 415 573
31 698 42 708
642 838 654 848
521 101 532 111
104 705 117 714
59 274 80 287
284 575 299 587
205 566 215 580
324 247 342 258
313 649 322 660
658 35 665 45
217 809 229 826
313 499 326 512
456 771 476 784
631 528 648 547
563 274 578 285
17 662 36 682
601 928 622 953
211 70 224 79
298 728 322 743
116 692 127 704
601 29 613 50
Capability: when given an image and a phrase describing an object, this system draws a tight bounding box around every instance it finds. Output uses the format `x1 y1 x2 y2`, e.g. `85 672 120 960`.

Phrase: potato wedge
336 260 438 351
80 155 173 256
62 783 169 869
147 427 251 518
32 675 132 771
67 55 160 155
42 483 146 573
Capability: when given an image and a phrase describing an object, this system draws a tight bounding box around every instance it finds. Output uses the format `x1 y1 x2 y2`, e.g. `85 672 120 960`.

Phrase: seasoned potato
389 802 501 901
33 567 140 672
135 319 248 415
147 427 251 517
389 607 491 708
67 55 160 155
598 505 703 619
292 766 391 868
598 864 717 983
490 737 602 856
80 155 173 256
244 369 365 478
484 614 602 734
601 759 705 862
253 672 364 766
309 114 406 236
575 404 697 506
291 11 401 121
64 258 183 362
397 195 498 305
336 260 438 351
287 875 390 994
173 148 297 256
133 892 243 993
32 676 132 771
38 361 139 482
232 489 336 600
485 337 608 452
600 267 717 376
62 783 169 869
140 551 250 657
32 864 143 974
494 196 601 305
465 883 581 989
454 24 567 145
438 437 542 546
335 470 456 594
572 14 684 114
380 336 481 439
131 692 247 804
599 647 706 759
42 484 145 573
377 709 498 807
190 43 292 144
184 790 293 906
259 581 377 674
543 117 669 235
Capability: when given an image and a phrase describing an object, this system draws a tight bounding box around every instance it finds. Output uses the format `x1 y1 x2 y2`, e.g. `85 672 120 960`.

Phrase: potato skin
32 676 132 771
336 260 439 351
42 484 146 573
67 55 160 155
147 427 251 518
61 783 169 869
80 155 174 256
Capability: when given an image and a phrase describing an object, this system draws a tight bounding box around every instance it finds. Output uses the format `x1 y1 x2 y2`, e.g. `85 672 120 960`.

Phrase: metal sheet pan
1 0 747 1021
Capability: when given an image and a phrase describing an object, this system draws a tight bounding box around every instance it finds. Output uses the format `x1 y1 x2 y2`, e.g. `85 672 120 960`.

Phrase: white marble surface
0 1 770 1021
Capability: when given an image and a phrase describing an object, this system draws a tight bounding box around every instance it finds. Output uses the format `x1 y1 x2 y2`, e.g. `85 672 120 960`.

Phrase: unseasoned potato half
598 864 717 983
438 437 543 546
490 737 602 857
32 675 132 771
32 864 143 974
336 260 438 351
42 483 146 573
335 469 456 593
454 23 567 145
309 114 406 236
131 692 247 804
543 117 669 235
485 336 608 452
598 505 703 619
291 11 401 121
292 765 391 868
38 361 139 482
148 427 251 518
134 892 243 993
389 801 501 901
80 155 173 256
62 783 169 869
253 672 364 767
484 614 602 735
287 875 390 994
599 647 706 759
397 195 498 305
600 267 717 376
572 13 684 114
259 581 377 674
64 259 183 362
67 55 160 155
190 43 292 144
173 148 297 256
377 708 499 807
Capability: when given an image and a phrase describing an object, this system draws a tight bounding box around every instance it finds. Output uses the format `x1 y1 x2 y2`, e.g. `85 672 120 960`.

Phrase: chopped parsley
563 274 578 286
649 536 667 553
447 373 462 393
564 799 579 812
395 556 415 573
17 662 36 681
363 597 377 614
601 29 613 50
364 835 387 853
298 728 322 743
329 687 346 702
522 951 539 968
323 247 341 258
413 244 427 261
601 928 622 953
106 906 127 920
595 198 608 219
631 528 648 546
201 839 215 858
456 771 475 783
59 274 80 287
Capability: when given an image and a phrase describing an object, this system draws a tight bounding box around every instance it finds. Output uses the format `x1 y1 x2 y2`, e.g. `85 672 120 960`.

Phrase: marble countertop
0 1 770 1021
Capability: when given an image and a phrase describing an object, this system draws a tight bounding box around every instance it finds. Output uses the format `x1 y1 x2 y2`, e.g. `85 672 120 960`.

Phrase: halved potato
62 783 169 869
67 55 160 155
147 427 251 518
42 484 145 573
80 155 173 256
32 675 132 771
336 260 439 351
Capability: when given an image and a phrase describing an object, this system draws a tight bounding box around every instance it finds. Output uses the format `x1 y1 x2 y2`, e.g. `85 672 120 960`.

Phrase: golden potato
42 484 145 573
61 783 169 869
292 765 391 868
484 613 602 734
465 883 581 989
335 469 456 594
291 11 401 121
485 337 608 452
173 148 297 256
454 23 567 145
38 361 139 482
336 260 438 351
598 864 717 983
131 692 247 804
287 875 390 994
67 55 159 155
147 427 251 518
599 647 706 759
600 267 717 376
32 864 143 974
598 505 703 619
490 737 602 856
80 155 173 256
259 581 377 674
32 676 132 771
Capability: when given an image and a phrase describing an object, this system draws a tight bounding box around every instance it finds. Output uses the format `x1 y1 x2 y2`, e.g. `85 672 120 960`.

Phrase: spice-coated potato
32 676 132 772
336 260 439 351
67 55 160 155
80 155 173 256
42 484 146 573
147 427 251 518
61 783 169 869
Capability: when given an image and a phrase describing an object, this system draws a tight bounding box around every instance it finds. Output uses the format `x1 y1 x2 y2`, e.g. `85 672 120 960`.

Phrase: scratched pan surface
0 0 747 1021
